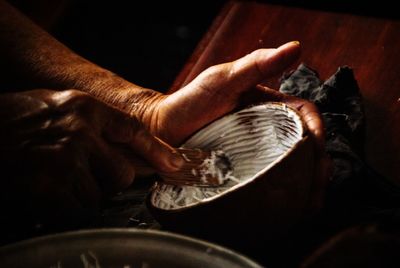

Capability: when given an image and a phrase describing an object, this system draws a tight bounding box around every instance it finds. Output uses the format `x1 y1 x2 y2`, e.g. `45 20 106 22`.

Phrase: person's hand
136 41 331 212
250 85 333 213
148 42 301 142
0 89 183 230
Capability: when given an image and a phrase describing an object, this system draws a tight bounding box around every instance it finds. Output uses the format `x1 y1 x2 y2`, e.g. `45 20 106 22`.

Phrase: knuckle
54 89 85 101
66 115 90 136
203 64 229 81
53 90 93 111
204 64 221 76
49 142 70 156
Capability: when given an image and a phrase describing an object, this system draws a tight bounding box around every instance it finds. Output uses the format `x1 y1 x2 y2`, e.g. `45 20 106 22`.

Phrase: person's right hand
0 89 183 231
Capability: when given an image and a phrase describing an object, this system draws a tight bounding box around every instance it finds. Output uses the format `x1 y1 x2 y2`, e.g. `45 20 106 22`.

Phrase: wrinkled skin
0 37 330 231
0 89 184 230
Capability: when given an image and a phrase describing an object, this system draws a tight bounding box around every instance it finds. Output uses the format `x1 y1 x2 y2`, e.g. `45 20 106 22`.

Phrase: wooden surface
170 1 400 183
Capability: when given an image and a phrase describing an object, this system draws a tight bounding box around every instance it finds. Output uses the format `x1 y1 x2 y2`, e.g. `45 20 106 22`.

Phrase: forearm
0 0 162 122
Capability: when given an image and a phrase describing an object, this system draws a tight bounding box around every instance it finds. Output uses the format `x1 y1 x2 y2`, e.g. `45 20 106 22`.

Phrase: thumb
227 41 301 93
105 111 184 173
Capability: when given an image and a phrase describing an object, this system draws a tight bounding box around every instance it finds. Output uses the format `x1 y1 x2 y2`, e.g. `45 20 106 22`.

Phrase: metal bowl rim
0 228 263 268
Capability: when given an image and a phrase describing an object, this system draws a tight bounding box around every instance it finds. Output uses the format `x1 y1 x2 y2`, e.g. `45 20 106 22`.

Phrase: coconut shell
146 102 315 252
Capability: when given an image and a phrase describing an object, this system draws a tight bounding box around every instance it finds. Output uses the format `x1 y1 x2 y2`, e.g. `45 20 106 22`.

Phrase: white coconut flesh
151 103 304 210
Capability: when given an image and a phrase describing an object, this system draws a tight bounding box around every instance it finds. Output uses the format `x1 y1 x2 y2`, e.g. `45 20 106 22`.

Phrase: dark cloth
278 64 400 267
280 64 400 223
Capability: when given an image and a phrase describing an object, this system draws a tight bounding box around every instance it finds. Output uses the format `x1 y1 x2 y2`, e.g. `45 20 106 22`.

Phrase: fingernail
291 40 301 45
170 152 185 171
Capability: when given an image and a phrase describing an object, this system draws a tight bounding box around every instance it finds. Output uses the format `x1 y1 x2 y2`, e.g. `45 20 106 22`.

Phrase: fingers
129 129 185 173
254 85 331 212
283 98 331 212
50 90 185 175
255 86 326 153
279 97 332 213
250 86 326 151
227 41 301 93
294 100 325 152
236 84 284 108
104 109 184 173
87 136 136 195
157 42 301 145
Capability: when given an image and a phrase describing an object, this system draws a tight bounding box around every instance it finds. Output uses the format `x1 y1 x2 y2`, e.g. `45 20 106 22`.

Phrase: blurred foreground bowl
0 228 262 268
147 102 315 251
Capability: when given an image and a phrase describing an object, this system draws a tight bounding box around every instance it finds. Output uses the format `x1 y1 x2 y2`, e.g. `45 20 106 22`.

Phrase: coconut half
150 102 305 210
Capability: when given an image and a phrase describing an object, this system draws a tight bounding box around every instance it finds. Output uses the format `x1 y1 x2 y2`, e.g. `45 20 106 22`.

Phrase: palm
152 42 301 146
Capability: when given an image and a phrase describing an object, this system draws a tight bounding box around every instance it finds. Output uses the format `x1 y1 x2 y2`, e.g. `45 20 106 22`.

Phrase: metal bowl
0 228 262 268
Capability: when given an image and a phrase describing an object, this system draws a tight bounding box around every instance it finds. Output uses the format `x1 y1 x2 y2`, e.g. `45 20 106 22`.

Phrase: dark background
11 0 399 91
52 1 226 92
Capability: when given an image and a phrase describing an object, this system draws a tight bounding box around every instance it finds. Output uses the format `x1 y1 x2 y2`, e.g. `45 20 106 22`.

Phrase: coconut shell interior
150 102 305 210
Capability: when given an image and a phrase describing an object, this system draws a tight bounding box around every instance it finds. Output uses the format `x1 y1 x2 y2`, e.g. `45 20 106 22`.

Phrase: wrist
58 67 166 131
87 77 166 133
108 86 166 132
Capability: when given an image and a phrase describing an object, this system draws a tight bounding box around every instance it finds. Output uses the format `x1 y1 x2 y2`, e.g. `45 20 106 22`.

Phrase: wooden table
170 0 400 183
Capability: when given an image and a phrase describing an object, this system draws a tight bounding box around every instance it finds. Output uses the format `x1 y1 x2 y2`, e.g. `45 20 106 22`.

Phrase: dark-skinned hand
0 89 183 230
